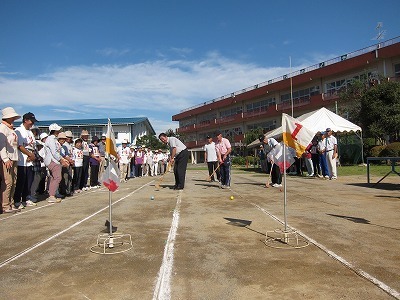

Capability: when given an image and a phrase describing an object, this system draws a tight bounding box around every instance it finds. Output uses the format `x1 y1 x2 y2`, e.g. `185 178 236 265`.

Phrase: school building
172 36 400 159
28 117 155 145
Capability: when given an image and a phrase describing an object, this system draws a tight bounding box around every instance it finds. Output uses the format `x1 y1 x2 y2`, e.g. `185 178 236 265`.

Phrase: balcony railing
180 36 400 114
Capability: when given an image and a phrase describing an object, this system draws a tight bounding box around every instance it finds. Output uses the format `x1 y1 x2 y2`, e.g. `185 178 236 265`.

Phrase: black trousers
271 163 282 184
207 161 220 181
174 149 189 189
80 155 90 189
90 164 99 187
14 166 34 202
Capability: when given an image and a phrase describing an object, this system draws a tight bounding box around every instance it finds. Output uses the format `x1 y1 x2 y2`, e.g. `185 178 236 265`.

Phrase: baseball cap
326 128 332 132
23 112 38 123
206 135 211 139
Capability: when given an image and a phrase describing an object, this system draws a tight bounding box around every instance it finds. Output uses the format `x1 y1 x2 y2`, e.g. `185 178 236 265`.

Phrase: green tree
244 127 264 145
340 78 400 144
136 134 167 150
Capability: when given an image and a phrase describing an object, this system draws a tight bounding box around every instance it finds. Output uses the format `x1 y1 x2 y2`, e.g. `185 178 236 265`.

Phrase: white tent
248 107 362 148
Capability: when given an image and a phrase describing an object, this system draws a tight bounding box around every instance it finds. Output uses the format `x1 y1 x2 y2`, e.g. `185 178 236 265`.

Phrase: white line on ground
153 191 182 300
0 182 153 269
249 201 400 300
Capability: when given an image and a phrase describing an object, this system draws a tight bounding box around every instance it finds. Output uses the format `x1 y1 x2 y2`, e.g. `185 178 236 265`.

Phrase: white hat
49 123 62 131
40 132 49 140
64 130 73 138
2 107 21 120
122 139 129 144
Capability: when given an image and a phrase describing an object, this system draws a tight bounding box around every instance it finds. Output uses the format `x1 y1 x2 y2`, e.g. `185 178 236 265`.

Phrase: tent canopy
247 107 362 148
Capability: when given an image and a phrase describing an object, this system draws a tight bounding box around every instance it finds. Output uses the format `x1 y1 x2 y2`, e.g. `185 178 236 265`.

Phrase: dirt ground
0 167 399 300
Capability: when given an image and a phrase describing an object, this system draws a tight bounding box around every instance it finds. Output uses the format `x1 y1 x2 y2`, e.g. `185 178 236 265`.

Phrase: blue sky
1 0 399 134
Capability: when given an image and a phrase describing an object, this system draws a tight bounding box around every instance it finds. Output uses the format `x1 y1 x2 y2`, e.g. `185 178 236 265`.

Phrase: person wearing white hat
0 107 21 213
44 123 68 203
14 112 39 207
80 129 91 191
117 139 131 182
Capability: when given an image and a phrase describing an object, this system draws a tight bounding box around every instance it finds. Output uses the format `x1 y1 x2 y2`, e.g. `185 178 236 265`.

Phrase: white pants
326 151 337 178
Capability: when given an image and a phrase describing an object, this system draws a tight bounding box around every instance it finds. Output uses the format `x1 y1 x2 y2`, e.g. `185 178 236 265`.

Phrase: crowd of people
0 107 171 214
258 128 338 187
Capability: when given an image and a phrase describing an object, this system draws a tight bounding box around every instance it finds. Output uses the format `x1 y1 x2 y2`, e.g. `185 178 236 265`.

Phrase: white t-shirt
15 124 36 167
118 145 131 164
326 135 337 151
72 147 84 167
204 142 218 162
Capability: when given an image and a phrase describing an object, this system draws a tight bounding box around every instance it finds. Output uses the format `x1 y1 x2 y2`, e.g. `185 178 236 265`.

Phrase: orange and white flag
105 119 118 158
282 113 316 157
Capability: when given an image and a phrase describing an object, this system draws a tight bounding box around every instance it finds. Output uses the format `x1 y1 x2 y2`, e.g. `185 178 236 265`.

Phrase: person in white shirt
259 135 281 187
152 150 161 176
204 135 220 182
14 112 38 207
72 139 84 193
159 133 188 190
117 140 131 182
0 107 21 213
318 132 330 179
325 128 338 179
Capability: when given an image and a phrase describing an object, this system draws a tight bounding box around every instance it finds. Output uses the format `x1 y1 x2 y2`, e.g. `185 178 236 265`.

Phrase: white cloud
96 48 130 57
0 52 323 133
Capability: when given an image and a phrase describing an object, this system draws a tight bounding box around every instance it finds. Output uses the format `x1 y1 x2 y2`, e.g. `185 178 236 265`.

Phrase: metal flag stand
90 135 133 255
264 143 309 249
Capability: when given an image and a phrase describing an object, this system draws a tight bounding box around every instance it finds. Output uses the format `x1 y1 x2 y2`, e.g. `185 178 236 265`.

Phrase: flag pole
283 142 288 232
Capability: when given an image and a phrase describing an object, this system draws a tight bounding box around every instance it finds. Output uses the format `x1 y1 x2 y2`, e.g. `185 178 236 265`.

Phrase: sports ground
0 168 399 299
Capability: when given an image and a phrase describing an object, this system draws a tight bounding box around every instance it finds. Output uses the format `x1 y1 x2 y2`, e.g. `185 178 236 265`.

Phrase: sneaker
324 175 330 179
272 183 282 187
331 176 337 180
26 195 38 202
317 174 323 178
15 203 25 209
47 196 62 203
2 208 16 214
26 200 37 207
55 193 65 199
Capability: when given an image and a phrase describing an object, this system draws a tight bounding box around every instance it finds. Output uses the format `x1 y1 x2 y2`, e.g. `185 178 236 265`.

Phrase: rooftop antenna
373 22 386 43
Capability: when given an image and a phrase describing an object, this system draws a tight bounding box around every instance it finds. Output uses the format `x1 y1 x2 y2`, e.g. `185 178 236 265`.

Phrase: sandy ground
0 167 399 300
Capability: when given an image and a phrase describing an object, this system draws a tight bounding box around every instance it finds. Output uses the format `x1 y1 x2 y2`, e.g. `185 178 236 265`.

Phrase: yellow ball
230 196 234 200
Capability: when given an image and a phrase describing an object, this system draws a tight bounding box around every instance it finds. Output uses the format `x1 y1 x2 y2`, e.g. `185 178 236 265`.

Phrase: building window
280 86 319 104
247 120 276 132
220 106 242 118
246 97 276 113
395 63 400 77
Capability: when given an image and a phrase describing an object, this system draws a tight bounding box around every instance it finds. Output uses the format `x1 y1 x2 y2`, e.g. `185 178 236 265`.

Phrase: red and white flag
282 113 316 157
101 159 120 192
105 119 118 158
267 142 296 173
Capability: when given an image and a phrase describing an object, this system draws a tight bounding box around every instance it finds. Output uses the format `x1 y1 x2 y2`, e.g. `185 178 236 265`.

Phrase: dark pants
271 163 282 184
311 154 321 175
90 164 99 187
30 168 46 196
220 155 231 186
73 167 83 191
14 166 34 203
60 166 73 195
80 155 90 189
174 149 189 189
207 161 220 181
135 164 142 177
